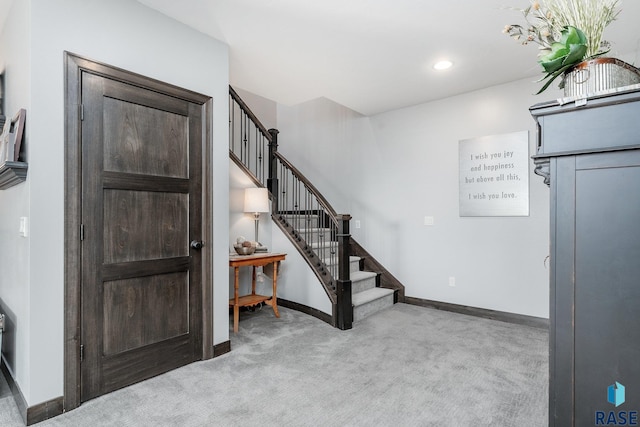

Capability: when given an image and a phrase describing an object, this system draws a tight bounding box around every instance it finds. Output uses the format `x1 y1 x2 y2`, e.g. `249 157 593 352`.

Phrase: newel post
267 128 279 214
336 214 353 330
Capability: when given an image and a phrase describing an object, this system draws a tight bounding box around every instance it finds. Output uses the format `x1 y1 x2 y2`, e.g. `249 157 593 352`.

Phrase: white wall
271 225 333 315
0 0 32 401
0 0 230 406
276 79 558 319
277 97 371 217
361 81 552 318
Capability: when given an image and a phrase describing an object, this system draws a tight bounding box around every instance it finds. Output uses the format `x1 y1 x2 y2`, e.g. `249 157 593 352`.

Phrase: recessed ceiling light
433 60 453 71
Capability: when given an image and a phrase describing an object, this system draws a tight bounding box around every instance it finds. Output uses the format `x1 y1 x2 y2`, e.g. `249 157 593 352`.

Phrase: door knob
190 240 204 250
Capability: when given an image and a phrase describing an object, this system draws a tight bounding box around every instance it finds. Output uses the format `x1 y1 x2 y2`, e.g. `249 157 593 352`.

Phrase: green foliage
536 26 588 94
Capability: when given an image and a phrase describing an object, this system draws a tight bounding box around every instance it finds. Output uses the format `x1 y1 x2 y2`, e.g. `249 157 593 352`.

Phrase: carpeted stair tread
321 256 362 274
352 287 394 306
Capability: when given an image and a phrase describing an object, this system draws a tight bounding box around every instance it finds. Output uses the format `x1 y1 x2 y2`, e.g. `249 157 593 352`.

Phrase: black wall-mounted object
0 69 5 141
531 88 640 426
0 71 4 116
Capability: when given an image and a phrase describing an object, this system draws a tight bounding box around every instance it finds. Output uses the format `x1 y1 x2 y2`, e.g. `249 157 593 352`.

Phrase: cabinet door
552 150 640 425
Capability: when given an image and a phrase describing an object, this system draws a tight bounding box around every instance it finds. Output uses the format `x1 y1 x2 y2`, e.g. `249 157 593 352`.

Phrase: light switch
424 216 434 226
355 220 361 229
19 217 28 237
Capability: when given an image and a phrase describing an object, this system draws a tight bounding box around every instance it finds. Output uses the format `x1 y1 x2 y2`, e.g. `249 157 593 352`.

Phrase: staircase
229 86 403 328
285 216 396 323
350 265 394 322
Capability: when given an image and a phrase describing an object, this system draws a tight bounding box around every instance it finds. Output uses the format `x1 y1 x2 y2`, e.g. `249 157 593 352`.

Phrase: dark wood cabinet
531 88 640 426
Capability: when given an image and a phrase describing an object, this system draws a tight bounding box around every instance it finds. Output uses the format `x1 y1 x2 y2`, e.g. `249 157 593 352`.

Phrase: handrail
229 88 271 185
273 152 338 220
229 86 272 141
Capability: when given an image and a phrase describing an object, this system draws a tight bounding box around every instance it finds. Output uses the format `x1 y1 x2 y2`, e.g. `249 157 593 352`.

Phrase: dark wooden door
80 71 203 401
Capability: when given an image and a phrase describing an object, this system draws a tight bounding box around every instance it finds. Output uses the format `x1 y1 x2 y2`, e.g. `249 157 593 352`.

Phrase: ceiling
136 0 640 115
2 0 640 115
0 0 12 33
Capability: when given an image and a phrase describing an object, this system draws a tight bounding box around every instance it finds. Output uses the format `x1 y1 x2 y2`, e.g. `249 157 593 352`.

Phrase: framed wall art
459 130 530 217
0 109 26 164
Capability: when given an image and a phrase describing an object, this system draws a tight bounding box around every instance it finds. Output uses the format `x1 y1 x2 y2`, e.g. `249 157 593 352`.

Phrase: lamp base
253 216 268 252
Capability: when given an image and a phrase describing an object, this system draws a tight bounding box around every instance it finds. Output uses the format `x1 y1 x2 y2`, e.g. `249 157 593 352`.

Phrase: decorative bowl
234 245 255 255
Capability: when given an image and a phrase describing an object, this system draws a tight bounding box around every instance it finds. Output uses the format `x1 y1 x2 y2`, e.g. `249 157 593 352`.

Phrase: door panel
103 97 188 178
80 71 203 401
103 190 188 263
103 272 189 355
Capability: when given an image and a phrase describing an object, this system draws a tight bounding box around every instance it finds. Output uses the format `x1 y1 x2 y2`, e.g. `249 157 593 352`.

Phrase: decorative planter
563 58 640 97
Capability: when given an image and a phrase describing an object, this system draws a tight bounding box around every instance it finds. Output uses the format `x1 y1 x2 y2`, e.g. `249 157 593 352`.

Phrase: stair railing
229 86 352 329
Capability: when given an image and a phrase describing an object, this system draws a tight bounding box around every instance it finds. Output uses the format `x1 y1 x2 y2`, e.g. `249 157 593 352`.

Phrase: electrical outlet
448 276 456 287
424 216 434 226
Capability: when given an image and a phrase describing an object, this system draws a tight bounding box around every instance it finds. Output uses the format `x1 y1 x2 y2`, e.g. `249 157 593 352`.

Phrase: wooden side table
229 252 286 333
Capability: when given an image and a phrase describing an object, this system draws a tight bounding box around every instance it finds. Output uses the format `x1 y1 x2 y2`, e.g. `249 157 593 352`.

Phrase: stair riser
350 260 360 274
351 276 377 294
353 293 394 322
323 258 361 273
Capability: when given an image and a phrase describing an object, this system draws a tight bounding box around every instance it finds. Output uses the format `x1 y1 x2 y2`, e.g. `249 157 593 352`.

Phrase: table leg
271 261 280 318
251 266 257 295
233 266 240 333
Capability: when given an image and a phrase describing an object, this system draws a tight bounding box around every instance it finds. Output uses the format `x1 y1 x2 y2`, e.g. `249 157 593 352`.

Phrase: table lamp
244 187 269 252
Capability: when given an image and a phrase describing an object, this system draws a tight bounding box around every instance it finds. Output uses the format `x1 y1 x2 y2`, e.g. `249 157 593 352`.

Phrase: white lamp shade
244 187 270 213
